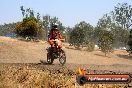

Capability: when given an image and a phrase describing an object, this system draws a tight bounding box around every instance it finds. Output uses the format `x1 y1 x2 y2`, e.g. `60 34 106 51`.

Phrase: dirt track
0 36 132 72
0 37 132 88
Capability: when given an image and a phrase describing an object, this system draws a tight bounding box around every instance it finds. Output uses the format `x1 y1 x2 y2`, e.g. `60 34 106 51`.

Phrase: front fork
47 46 62 57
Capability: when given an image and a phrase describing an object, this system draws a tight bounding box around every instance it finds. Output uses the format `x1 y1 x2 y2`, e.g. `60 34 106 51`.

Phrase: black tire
76 76 87 85
59 50 66 65
47 53 54 64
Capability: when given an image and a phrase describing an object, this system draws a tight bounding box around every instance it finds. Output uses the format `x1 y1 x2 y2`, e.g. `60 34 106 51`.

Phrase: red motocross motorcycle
46 39 66 65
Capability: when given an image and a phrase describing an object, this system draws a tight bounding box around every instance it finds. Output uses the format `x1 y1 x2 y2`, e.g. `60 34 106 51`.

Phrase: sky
0 0 132 27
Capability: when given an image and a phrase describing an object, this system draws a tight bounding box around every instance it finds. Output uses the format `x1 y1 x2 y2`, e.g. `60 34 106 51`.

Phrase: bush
69 21 94 49
15 16 45 39
85 42 95 52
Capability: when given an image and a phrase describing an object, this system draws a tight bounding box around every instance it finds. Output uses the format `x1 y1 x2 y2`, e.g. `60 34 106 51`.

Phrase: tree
49 16 65 32
70 26 85 48
111 26 129 48
78 21 94 43
110 3 132 54
127 29 132 55
42 15 65 40
37 13 41 21
109 3 132 48
94 27 105 44
111 3 132 30
69 21 94 48
20 6 35 18
96 13 128 52
95 14 112 45
65 27 73 43
15 16 44 39
43 15 51 40
98 30 114 56
97 14 112 30
15 6 44 39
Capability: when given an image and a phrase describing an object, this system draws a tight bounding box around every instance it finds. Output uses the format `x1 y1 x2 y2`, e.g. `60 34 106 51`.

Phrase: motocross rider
48 23 64 48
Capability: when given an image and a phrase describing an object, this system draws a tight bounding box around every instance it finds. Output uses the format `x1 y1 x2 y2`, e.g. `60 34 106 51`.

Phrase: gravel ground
0 63 132 88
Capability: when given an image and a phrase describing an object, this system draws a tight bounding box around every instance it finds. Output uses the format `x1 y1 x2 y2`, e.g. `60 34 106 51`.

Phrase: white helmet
52 23 58 29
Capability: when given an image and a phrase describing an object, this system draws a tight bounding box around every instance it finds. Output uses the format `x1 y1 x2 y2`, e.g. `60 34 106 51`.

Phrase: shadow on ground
94 54 111 58
65 46 82 50
117 54 132 60
38 60 57 65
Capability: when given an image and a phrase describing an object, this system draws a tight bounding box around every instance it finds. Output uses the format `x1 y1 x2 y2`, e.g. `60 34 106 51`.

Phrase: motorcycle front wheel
47 53 54 64
59 50 66 65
